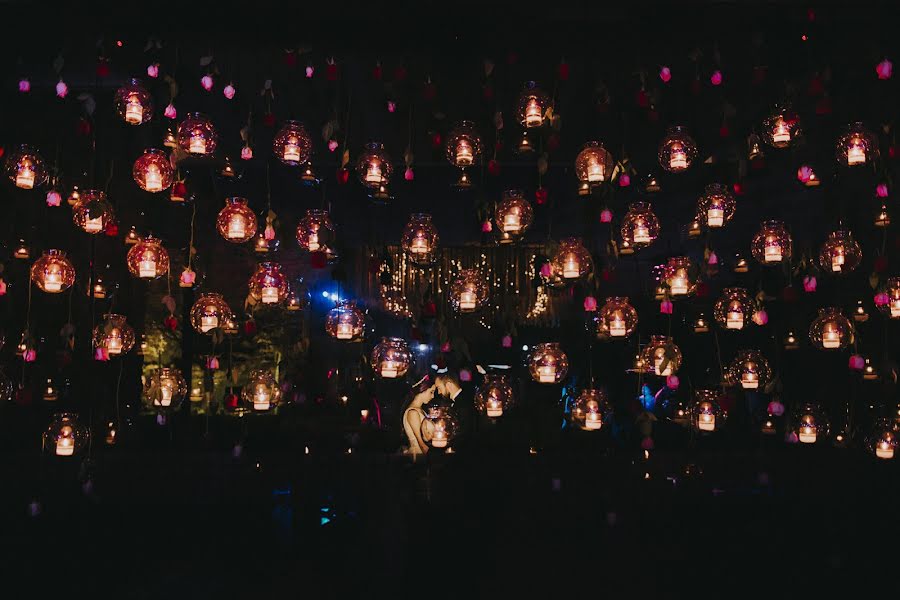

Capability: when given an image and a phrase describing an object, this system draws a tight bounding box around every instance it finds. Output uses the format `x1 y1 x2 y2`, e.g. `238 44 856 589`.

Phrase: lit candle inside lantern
585 412 602 430
633 223 651 244
431 430 448 448
654 355 672 376
586 158 604 183
138 258 157 278
253 386 271 411
524 98 542 127
410 237 428 254
261 286 279 304
307 232 319 251
876 441 895 459
831 248 845 272
562 256 580 279
846 141 866 166
455 140 474 166
125 96 144 124
503 212 521 232
726 310 744 330
459 290 477 311
56 436 74 456
160 382 173 406
822 327 840 349
772 120 790 144
189 134 207 155
106 330 123 354
698 413 716 431
84 215 104 233
200 313 218 333
380 361 399 378
891 300 900 318
365 161 383 184
707 207 725 228
538 365 556 383
336 322 353 340
283 137 301 162
227 216 246 239
798 425 817 444
740 372 758 389
670 276 688 296
16 164 35 189
609 316 627 337
486 399 503 418
669 144 687 170
43 271 62 292
764 238 782 263
145 164 162 192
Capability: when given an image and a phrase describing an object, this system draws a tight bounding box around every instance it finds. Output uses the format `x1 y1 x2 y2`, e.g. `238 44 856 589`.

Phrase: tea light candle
831 250 845 272
227 216 246 240
707 208 725 228
455 140 474 166
772 121 791 144
585 412 602 430
15 165 35 189
891 300 900 318
822 329 840 349
876 442 895 459
654 356 672 377
253 387 271 411
106 332 123 355
798 426 817 444
670 276 688 296
160 384 173 406
503 212 521 232
56 437 74 456
486 399 503 418
698 413 716 431
380 361 399 378
609 317 627 337
847 142 866 166
139 259 157 278
432 431 448 448
189 134 207 155
261 286 279 304
562 257 580 279
43 272 62 292
740 372 758 389
538 365 556 383
125 96 144 124
764 241 782 263
669 145 687 170
336 322 353 340
459 291 477 311
283 138 301 163
410 237 428 254
524 99 542 127
586 159 604 183
145 164 162 192
307 233 320 251
365 162 383 184
84 216 104 233
633 224 651 244
200 314 218 333
726 311 744 330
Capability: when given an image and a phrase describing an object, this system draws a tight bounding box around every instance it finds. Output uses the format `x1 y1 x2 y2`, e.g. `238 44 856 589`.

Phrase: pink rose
164 103 176 119
404 167 414 181
328 139 339 152
240 146 253 160
599 208 613 223
540 262 552 278
666 375 680 390
305 66 314 78
875 292 889 307
200 75 214 91
618 173 630 187
583 296 597 312
660 299 673 315
767 400 785 416
147 63 159 78
877 183 889 198
752 309 769 326
180 269 196 286
18 79 30 93
459 369 472 382
797 165 814 183
876 58 893 80
223 83 235 99
481 220 492 233
640 437 655 450
849 354 865 370
501 335 512 348
803 276 817 293
55 80 68 98
710 70 723 86
46 190 62 207
659 66 672 83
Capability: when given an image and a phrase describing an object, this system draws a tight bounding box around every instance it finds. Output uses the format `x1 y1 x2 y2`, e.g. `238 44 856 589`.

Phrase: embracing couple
402 372 474 457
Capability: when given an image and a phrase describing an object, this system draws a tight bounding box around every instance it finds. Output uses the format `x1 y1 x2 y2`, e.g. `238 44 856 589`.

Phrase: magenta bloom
404 167 414 181
147 63 159 78
18 78 30 93
459 369 472 382
164 103 176 119
660 299 673 315
877 183 889 198
55 80 68 98
659 66 672 83
802 276 817 293
874 292 889 307
768 400 785 416
849 354 865 370
618 173 631 187
876 58 893 80
583 296 597 312
201 75 214 91
666 375 680 390
240 146 253 160
710 70 723 86
481 220 492 233
501 335 512 348
599 208 613 223
752 309 769 326
223 83 235 99
328 139 339 152
305 66 314 78
540 262 552 278
46 190 62 207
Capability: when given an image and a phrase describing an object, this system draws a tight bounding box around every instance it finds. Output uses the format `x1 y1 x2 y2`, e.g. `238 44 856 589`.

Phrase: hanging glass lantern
869 420 898 459
663 256 696 298
517 81 549 128
242 370 281 412
401 213 439 266
475 373 515 418
762 105 800 148
248 262 289 305
733 254 749 273
295 209 335 253
495 190 533 241
272 120 312 166
133 148 174 192
286 281 311 312
146 367 187 411
620 202 660 250
696 184 736 229
641 335 683 376
13 239 30 260
574 141 615 191
570 388 611 431
93 314 136 356
31 250 75 293
528 343 568 384
190 293 231 334
126 235 169 279
371 337 413 379
357 141 393 189
691 390 725 433
644 173 661 193
875 203 891 228
552 238 592 281
326 300 365 342
43 379 58 402
714 287 753 331
792 403 830 444
809 307 854 350
450 269 488 313
693 314 711 333
177 112 218 156
6 144 48 189
114 78 153 125
43 413 89 457
751 220 792 265
72 190 113 234
216 197 257 243
818 229 862 275
421 405 459 449
784 331 800 350
658 126 697 173
877 277 900 319
836 122 877 167
853 299 870 322
446 121 482 168
726 350 771 390
599 297 638 338
124 226 140 245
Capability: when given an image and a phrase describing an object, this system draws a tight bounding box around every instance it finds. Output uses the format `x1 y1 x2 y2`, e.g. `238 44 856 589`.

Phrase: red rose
243 320 257 336
310 251 327 269
719 124 730 138
283 52 297 67
558 61 570 81
325 63 339 81
172 180 187 198
694 282 710 298
422 82 437 101
263 113 276 127
733 183 744 195
336 168 350 185
104 222 118 237
874 256 888 272
535 188 548 205
636 89 649 107
487 159 500 177
393 65 407 81
422 301 437 318
430 132 442 149
372 64 382 80
164 315 178 331
96 61 110 78
76 118 92 137
482 84 494 101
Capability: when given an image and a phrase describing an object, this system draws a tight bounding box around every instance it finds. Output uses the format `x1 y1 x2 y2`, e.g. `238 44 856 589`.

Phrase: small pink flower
785 431 799 444
180 269 196 286
55 79 68 98
207 356 220 369
752 309 768 326
849 354 865 370
147 63 159 78
666 375 680 390
18 78 30 93
404 167 414 181
440 341 451 352
164 103 176 119
223 83 235 99
768 400 785 416
305 66 314 78
707 251 718 266
328 139 339 152
876 58 893 80
0 279 6 296
710 70 723 86
240 145 253 160
201 75 214 91
640 437 655 450
600 208 613 223
659 66 672 83
387 100 396 113
583 296 597 312
660 299 673 314
501 335 512 348
802 276 817 293
618 173 630 187
797 165 814 183
46 190 62 207
24 349 37 362
459 368 472 382
540 262 552 278
877 183 889 198
264 224 275 240
94 347 108 362
874 292 889 307
481 220 492 233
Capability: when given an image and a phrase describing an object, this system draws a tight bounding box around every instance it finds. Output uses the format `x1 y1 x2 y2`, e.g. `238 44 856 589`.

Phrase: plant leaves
161 295 176 314
341 148 350 168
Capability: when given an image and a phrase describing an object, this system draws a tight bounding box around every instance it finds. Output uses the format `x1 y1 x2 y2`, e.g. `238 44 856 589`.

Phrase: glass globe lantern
30 250 75 293
445 121 482 168
133 149 174 192
641 335 683 376
146 367 187 412
92 314 135 357
401 213 439 266
877 277 900 319
599 297 638 338
356 142 393 189
43 413 89 457
818 229 862 275
875 203 891 228
296 209 335 253
495 190 533 241
72 190 114 234
126 235 169 279
517 81 549 128
475 373 515 418
726 350 771 390
792 403 830 444
114 78 153 125
658 126 697 173
570 388 611 431
691 390 725 433
326 300 365 342
6 144 48 189
620 202 660 250
216 197 258 243
762 106 800 148
242 370 282 412
574 142 615 192
809 307 854 350
286 280 311 312
751 220 792 265
420 405 459 449
248 262 289 305
869 421 898 459
273 120 312 166
528 342 569 384
696 184 736 229
836 122 877 167
177 112 218 156
190 293 232 334
371 337 413 379
450 269 488 314
663 256 696 298
552 238 593 281
714 287 753 331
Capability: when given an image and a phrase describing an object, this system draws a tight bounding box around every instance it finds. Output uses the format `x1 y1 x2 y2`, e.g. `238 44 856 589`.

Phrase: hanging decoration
762 105 800 148
658 126 697 172
114 78 153 125
713 287 753 330
248 262 289 305
356 141 392 199
494 190 534 242
570 389 611 431
620 202 660 250
641 335 682 376
808 307 854 350
450 269 489 314
126 235 169 279
528 343 569 384
575 141 615 195
273 120 312 166
6 144 48 189
401 213 439 266
751 220 792 265
691 390 725 432
836 122 877 167
726 350 771 390
43 413 89 457
190 293 232 333
371 337 413 379
145 367 188 412
552 238 593 281
30 250 75 293
445 121 482 187
242 370 281 411
72 190 114 234
474 373 515 418
696 184 736 229
663 256 696 298
791 403 830 444
216 197 258 243
421 406 459 449
326 301 366 341
177 112 218 156
818 229 862 274
133 149 175 192
92 314 136 357
598 297 638 338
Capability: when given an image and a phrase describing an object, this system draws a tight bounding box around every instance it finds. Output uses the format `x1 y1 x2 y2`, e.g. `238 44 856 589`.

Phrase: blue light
330 293 339 301
521 345 529 351
322 291 330 298
418 343 429 352
320 517 331 526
